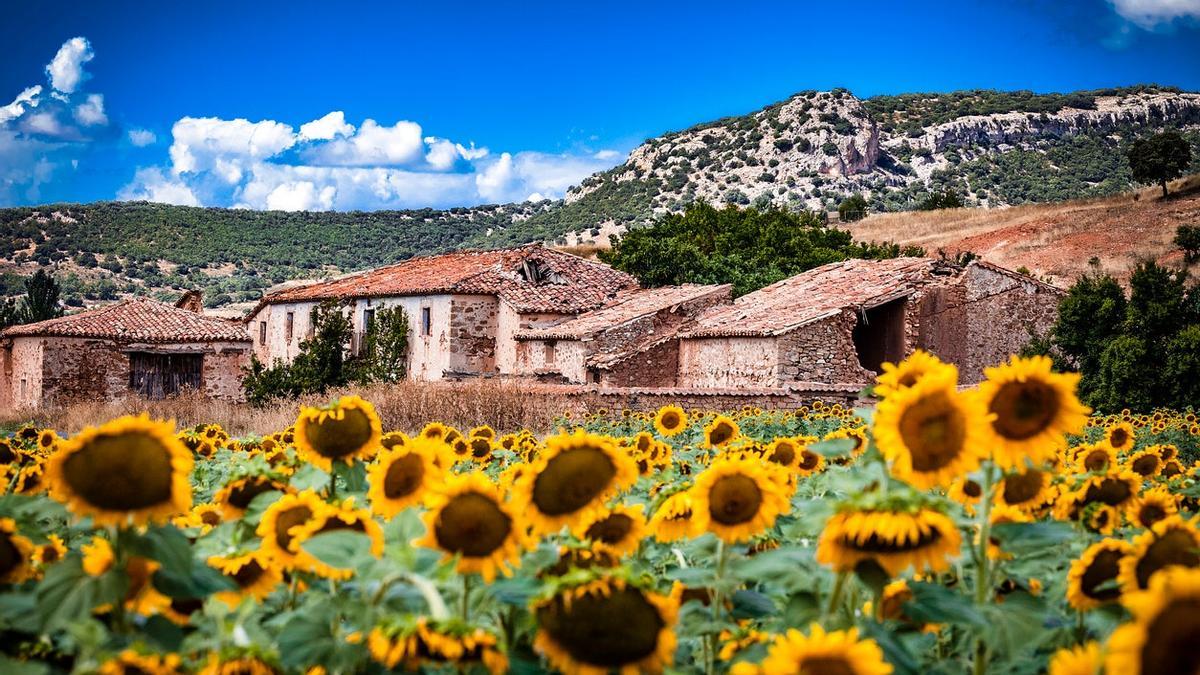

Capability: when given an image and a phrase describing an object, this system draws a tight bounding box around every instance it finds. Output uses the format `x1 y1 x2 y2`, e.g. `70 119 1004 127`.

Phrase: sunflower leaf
301 530 372 570
860 620 924 675
903 582 988 627
809 438 855 458
731 589 776 618
990 521 1075 555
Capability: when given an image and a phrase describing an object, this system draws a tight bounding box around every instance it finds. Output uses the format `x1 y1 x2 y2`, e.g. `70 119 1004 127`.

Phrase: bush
1175 224 1200 263
837 194 868 222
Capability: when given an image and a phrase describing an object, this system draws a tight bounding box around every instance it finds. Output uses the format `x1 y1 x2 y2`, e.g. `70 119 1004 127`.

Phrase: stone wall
777 312 876 385
678 337 780 387
957 265 1061 382
201 343 253 401
1 338 45 409
447 295 499 374
495 304 571 375
600 338 680 387
39 337 130 406
248 300 319 364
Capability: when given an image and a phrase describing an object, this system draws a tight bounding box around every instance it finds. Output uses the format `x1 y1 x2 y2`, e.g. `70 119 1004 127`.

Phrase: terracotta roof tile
2 298 251 343
250 244 636 316
683 257 949 338
513 284 730 341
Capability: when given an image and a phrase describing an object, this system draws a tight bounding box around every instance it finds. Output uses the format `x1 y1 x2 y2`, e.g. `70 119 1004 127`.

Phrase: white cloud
456 142 488 160
303 119 424 166
23 112 65 136
594 149 621 160
1109 0 1200 27
117 167 200 206
45 37 94 94
128 128 157 146
168 116 297 175
299 111 355 141
424 137 461 171
74 93 107 126
0 86 42 124
265 180 337 211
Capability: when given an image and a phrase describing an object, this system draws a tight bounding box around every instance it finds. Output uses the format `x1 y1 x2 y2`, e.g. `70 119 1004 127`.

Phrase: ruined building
1 296 251 408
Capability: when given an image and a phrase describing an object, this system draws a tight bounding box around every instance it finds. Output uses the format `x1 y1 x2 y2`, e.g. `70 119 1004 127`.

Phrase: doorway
852 298 907 374
129 352 203 399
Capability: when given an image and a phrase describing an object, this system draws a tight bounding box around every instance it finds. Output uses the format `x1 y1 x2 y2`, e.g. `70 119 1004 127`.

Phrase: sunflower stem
461 574 473 623
825 571 849 623
328 464 338 500
705 539 730 675
972 463 997 675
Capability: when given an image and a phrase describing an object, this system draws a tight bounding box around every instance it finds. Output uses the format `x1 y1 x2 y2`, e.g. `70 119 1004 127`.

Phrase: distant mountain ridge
1 85 1198 309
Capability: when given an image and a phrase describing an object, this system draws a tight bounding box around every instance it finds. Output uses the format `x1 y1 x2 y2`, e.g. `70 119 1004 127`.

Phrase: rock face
563 87 1200 224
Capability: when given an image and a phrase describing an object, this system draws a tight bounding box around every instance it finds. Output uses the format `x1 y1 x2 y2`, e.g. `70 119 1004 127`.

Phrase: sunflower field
0 353 1199 674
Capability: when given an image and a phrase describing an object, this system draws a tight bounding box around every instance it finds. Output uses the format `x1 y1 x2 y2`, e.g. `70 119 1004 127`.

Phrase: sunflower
176 503 223 533
368 620 507 674
1078 470 1141 512
653 405 688 437
35 429 58 453
576 504 647 558
1119 515 1200 593
995 466 1057 513
533 575 680 675
1067 538 1133 611
33 534 66 568
82 535 115 576
1106 422 1136 454
15 460 45 494
209 552 283 607
97 650 183 675
872 371 989 489
293 395 382 471
380 431 408 450
1047 642 1102 675
795 447 825 478
947 477 984 514
704 415 740 448
45 415 193 526
649 491 701 543
1074 443 1116 473
468 437 495 463
290 499 385 580
366 439 442 519
1153 444 1179 462
1126 448 1163 478
196 654 279 675
470 425 496 441
690 456 790 543
1131 487 1178 529
0 518 35 584
214 475 290 519
874 349 954 399
255 490 327 568
816 506 961 576
1161 459 1186 478
750 623 893 675
1106 567 1200 675
420 422 450 442
414 472 525 582
510 430 638 536
761 438 801 470
974 355 1089 468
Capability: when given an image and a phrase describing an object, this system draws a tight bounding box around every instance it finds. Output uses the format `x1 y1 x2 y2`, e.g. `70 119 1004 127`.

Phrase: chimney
175 290 203 313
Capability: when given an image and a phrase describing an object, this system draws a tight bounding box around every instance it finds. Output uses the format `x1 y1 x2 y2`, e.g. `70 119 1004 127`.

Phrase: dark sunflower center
1139 598 1200 675
707 474 763 526
470 439 492 459
963 480 983 498
227 478 280 509
897 372 920 388
842 521 942 553
537 587 664 668
200 510 222 526
383 454 425 499
171 597 204 616
1136 530 1200 589
988 380 1058 441
1002 471 1044 505
661 412 680 430
1110 428 1129 447
39 434 54 448
0 443 15 464
124 557 155 602
233 560 266 588
1084 478 1134 506
798 450 820 471
1081 549 1124 602
60 431 175 511
1139 504 1168 528
585 514 634 545
303 407 374 459
770 443 797 466
40 544 61 564
1131 455 1160 476
1163 461 1184 477
708 423 735 446
1159 446 1178 461
797 656 857 675
1083 450 1110 472
0 533 20 578
531 447 617 516
434 492 512 557
273 505 314 552
898 392 967 471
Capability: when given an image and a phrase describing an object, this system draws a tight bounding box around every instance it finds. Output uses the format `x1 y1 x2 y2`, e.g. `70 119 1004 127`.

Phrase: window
421 307 432 336
364 309 375 332
285 312 294 340
19 378 26 398
544 341 556 364
259 321 267 344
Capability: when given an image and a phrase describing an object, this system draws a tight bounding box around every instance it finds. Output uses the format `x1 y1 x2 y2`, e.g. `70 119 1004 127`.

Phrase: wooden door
128 352 204 399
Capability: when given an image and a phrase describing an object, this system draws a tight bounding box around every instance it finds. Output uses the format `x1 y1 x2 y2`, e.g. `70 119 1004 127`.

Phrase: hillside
1 84 1198 310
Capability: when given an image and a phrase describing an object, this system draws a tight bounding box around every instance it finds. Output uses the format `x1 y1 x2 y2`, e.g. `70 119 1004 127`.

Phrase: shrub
1175 224 1200 263
837 194 868 222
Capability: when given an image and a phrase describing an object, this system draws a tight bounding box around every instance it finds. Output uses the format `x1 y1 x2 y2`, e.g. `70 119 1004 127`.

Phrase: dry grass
1 380 588 437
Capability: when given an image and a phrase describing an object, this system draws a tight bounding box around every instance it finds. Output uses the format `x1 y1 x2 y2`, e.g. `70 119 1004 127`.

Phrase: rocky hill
1 85 1198 310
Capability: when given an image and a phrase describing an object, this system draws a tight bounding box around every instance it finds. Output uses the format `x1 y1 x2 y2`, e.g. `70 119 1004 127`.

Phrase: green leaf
301 530 372 570
904 582 987 627
809 437 855 457
990 521 1075 555
731 589 776 619
139 524 195 575
289 464 329 492
334 461 368 493
860 620 923 675
0 656 49 675
241 490 285 525
36 555 123 632
853 559 890 597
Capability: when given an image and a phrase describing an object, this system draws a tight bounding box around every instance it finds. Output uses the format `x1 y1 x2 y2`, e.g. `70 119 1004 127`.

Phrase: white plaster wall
515 338 588 382
248 301 319 365
678 337 781 387
495 303 571 375
350 295 455 381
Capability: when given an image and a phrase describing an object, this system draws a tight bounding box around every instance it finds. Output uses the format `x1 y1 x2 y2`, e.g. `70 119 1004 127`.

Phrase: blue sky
2 0 1198 211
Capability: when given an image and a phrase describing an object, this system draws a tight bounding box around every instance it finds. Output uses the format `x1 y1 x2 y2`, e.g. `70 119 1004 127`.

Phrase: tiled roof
514 284 730 341
249 244 637 317
683 257 949 338
2 298 251 344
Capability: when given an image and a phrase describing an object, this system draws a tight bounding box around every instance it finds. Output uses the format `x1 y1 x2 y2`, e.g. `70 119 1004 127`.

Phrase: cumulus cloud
168 116 297 177
424 137 462 171
128 128 157 146
74 93 107 126
0 86 42 124
1109 0 1200 27
45 37 94 94
299 111 354 141
117 167 200 206
302 119 423 166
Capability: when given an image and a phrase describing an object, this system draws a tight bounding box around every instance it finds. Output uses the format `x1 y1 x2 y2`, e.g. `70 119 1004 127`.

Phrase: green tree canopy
1126 130 1192 198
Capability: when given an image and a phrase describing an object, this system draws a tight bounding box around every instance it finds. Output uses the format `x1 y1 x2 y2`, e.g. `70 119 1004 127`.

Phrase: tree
353 306 410 384
1052 272 1126 398
1127 130 1192 198
1165 325 1200 406
22 268 62 323
919 190 964 211
1174 225 1200 263
838 194 868 222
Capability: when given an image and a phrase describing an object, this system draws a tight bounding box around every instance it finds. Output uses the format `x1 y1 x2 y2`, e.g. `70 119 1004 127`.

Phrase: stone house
511 284 731 385
674 257 1062 388
243 244 636 381
0 296 252 409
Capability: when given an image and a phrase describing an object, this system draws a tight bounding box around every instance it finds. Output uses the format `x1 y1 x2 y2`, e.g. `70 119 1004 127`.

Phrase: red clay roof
249 244 637 316
514 284 730 341
2 298 251 344
684 257 949 338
